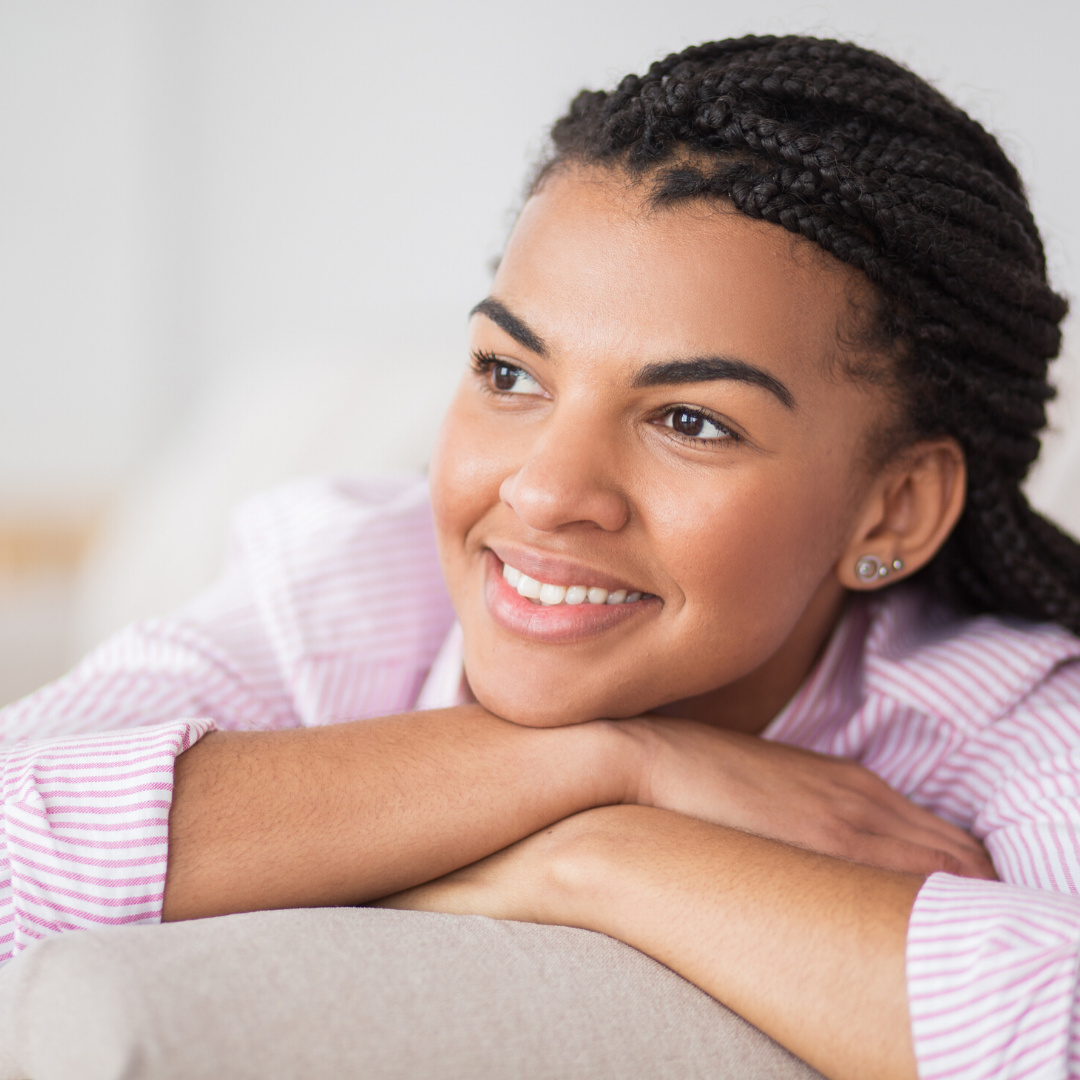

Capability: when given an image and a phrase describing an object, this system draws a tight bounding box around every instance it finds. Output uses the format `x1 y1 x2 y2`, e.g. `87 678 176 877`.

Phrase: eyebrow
469 298 548 357
469 296 794 409
632 357 796 410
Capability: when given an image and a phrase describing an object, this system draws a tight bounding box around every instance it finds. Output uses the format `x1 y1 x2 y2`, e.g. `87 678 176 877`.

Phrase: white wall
1 0 1078 671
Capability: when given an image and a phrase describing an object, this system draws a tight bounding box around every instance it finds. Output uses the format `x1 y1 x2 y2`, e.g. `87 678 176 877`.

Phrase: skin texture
164 707 635 918
165 167 983 1079
164 708 992 922
377 806 925 1080
430 168 966 731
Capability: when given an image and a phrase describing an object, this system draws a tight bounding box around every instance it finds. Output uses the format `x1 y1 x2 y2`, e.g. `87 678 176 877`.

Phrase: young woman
3 35 1079 1080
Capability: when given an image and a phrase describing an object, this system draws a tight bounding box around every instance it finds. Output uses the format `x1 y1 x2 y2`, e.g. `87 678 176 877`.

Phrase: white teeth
539 583 567 606
502 561 647 607
516 574 543 600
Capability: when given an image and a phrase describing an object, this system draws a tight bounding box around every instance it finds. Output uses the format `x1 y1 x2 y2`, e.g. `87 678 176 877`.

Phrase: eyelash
469 349 507 378
469 350 542 397
660 406 740 447
469 349 740 447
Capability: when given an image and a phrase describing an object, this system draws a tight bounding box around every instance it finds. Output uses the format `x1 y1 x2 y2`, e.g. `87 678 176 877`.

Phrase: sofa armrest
0 907 821 1080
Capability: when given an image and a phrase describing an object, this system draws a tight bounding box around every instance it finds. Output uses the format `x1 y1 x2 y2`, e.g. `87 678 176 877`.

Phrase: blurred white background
0 0 1078 705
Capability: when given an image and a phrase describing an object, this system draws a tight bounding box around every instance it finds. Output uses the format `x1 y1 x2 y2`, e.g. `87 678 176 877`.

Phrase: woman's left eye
489 363 540 395
662 407 733 441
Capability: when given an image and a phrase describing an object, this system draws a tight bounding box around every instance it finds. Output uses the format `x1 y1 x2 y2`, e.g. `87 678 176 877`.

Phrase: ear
835 439 967 591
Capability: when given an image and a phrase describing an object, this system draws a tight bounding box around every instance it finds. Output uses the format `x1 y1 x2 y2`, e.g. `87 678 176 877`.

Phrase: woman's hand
620 716 996 880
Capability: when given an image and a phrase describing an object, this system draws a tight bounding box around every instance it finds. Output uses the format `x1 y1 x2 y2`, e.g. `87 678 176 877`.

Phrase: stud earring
855 556 905 582
855 555 886 581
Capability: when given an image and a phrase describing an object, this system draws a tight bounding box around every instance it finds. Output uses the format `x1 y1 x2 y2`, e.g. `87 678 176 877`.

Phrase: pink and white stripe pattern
0 719 212 960
0 474 455 964
908 873 1080 1079
766 590 1080 1079
2 472 1080 1077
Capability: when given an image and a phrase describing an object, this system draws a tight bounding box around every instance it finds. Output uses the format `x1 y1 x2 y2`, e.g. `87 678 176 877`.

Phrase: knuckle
929 848 965 875
834 795 877 827
810 820 858 855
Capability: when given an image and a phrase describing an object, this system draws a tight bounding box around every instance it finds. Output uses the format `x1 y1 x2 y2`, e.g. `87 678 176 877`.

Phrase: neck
655 580 848 735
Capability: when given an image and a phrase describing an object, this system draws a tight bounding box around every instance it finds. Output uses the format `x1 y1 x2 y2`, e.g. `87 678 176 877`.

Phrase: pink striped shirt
2 473 1080 1079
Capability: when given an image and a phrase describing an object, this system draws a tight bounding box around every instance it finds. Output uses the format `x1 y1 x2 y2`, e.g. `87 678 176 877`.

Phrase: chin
471 683 589 728
464 666 595 726
466 665 652 728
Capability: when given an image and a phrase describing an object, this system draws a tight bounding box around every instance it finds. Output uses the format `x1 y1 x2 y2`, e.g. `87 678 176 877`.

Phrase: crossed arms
164 705 993 1080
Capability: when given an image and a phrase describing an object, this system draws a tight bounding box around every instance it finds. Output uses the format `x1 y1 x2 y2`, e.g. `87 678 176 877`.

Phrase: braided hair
536 35 1080 634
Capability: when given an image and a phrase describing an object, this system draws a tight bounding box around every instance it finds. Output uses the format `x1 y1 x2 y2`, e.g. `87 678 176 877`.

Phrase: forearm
163 705 633 921
548 806 922 1080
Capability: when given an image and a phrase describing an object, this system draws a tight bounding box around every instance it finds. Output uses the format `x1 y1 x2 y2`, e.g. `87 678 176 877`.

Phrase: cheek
428 391 511 590
651 461 850 646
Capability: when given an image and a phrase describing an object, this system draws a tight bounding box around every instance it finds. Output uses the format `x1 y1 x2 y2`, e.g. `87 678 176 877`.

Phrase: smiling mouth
484 551 656 644
501 561 653 607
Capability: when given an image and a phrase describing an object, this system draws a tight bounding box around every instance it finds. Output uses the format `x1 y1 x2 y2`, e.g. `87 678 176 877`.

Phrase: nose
498 406 631 533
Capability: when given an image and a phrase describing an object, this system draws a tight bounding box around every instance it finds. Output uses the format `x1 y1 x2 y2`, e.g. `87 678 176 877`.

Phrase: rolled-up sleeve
904 661 1080 1079
0 718 215 965
908 872 1080 1079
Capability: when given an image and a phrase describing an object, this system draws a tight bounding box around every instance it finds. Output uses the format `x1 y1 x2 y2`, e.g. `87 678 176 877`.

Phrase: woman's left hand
622 716 996 880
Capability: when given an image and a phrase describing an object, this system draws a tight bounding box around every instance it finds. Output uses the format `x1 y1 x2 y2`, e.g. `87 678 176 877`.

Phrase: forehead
489 168 871 387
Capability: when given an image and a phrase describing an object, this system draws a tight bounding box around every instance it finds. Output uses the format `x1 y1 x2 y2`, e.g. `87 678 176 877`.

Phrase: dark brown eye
493 364 519 391
662 407 729 441
486 363 540 395
671 408 704 436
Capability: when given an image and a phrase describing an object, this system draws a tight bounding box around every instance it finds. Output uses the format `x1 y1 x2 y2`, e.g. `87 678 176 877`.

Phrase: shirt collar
415 621 471 710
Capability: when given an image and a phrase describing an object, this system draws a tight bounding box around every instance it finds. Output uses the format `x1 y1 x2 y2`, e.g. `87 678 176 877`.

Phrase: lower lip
482 551 658 644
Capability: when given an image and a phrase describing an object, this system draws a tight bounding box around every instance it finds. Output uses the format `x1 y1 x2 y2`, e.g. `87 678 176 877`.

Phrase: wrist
528 809 617 931
586 718 649 807
536 805 665 933
606 715 671 808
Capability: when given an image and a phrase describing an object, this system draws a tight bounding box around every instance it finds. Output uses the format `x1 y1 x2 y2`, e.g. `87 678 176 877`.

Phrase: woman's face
429 167 893 729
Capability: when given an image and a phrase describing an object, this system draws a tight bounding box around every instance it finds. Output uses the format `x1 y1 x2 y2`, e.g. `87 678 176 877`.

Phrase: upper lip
488 543 647 593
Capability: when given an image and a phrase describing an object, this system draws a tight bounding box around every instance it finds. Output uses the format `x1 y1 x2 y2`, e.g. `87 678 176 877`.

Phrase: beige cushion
0 907 821 1079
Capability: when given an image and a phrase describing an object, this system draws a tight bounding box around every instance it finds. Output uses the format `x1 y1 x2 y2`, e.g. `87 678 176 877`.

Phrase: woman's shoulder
230 472 436 551
221 472 455 674
225 468 446 591
860 585 1080 733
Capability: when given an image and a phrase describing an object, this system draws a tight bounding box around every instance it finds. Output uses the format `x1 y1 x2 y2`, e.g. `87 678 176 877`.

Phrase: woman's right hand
615 715 996 880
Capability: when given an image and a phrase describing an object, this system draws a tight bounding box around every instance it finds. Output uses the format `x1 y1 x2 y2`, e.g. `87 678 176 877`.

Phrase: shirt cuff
0 718 215 964
907 871 1080 1080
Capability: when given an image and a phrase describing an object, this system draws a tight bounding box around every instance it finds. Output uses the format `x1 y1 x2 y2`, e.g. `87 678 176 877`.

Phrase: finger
841 778 988 855
847 804 996 877
888 801 986 855
812 812 993 881
780 750 982 855
844 833 997 880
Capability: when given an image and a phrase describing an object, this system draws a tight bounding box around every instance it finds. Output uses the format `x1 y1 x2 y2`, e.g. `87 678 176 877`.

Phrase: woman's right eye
490 363 540 395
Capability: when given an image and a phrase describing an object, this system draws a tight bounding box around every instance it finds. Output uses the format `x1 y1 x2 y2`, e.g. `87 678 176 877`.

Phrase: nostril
498 468 630 534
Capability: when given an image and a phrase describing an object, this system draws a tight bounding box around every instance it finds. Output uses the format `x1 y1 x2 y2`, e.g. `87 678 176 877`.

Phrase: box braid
537 35 1080 634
